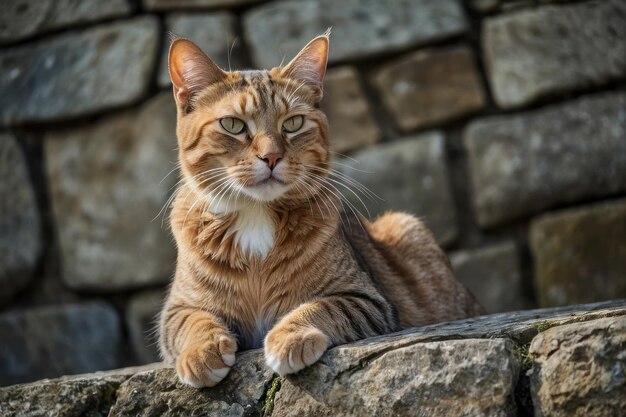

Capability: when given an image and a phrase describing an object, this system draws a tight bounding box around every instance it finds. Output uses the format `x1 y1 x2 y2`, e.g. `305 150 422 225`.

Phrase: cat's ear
169 38 226 112
281 30 330 100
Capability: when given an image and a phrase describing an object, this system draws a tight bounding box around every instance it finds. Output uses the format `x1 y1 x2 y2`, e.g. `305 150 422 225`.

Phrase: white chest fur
233 204 275 257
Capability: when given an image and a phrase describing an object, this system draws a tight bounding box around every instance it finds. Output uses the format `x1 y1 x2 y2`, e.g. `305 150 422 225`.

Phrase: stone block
244 0 468 68
145 0 263 10
0 0 131 44
274 338 520 417
45 93 178 292
530 198 626 307
321 66 380 153
373 47 485 131
483 0 626 108
529 316 626 417
108 351 273 417
338 132 457 246
0 17 158 126
0 134 41 305
0 303 121 386
450 241 531 313
464 92 626 227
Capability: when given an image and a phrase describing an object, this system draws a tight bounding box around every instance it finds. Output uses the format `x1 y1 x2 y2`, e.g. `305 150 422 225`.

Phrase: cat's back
342 211 484 328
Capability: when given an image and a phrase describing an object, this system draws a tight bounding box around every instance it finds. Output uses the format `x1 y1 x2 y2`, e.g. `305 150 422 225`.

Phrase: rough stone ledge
1 300 624 417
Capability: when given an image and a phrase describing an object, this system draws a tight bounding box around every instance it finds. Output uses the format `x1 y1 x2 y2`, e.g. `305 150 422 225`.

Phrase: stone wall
0 0 625 386
1 301 625 417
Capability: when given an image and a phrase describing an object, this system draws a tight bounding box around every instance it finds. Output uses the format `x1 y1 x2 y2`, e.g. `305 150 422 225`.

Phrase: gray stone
530 198 626 308
483 0 626 108
0 302 121 386
0 134 41 306
373 46 486 132
338 132 457 246
469 0 501 13
0 364 161 417
45 93 178 292
321 66 380 154
244 0 468 68
274 338 520 417
450 241 531 313
145 0 263 10
1 301 625 415
0 373 126 417
529 316 626 417
464 92 626 227
339 300 626 355
158 12 242 88
108 351 274 417
126 290 165 364
0 0 131 45
0 17 158 126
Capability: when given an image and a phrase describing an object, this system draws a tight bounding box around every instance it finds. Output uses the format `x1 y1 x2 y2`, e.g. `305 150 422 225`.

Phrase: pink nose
258 153 283 170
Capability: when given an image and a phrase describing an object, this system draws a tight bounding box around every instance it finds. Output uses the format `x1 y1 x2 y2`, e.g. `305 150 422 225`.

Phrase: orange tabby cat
159 32 484 388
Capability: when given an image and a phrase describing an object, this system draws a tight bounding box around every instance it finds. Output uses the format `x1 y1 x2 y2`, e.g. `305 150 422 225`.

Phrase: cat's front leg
264 293 395 375
160 305 237 387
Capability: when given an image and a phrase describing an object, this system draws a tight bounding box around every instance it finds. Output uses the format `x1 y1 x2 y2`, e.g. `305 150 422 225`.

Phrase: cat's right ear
169 38 226 112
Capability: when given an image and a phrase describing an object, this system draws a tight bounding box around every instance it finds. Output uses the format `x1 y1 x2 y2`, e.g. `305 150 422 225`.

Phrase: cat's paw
264 326 329 376
176 333 237 388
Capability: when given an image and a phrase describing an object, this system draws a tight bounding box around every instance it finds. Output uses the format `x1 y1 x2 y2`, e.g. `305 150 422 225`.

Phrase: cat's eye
220 117 246 135
282 115 304 133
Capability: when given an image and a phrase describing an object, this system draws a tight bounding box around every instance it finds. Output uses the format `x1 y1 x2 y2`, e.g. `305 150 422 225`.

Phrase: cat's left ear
281 30 330 101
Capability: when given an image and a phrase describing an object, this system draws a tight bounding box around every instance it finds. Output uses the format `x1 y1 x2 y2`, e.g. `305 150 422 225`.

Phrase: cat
158 31 484 388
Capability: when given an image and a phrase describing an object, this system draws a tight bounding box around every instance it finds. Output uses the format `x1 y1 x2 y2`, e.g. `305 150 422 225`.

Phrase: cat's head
169 32 331 210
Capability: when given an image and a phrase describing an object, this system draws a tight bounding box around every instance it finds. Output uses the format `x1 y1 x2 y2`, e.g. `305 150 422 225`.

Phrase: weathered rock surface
158 12 241 88
0 371 128 417
108 351 273 416
126 290 165 364
322 66 381 153
274 338 520 417
529 316 626 417
0 0 131 45
464 92 626 227
530 198 626 308
1 301 624 416
0 17 158 126
338 131 457 246
483 0 626 108
373 46 485 131
450 241 531 313
45 93 177 292
0 302 121 386
244 0 468 68
145 0 263 10
0 134 41 305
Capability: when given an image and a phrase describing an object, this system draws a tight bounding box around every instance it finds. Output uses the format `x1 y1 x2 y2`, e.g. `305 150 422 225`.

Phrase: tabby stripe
334 297 367 339
317 299 358 340
184 136 201 151
328 291 389 319
341 223 400 329
169 310 192 353
344 296 388 335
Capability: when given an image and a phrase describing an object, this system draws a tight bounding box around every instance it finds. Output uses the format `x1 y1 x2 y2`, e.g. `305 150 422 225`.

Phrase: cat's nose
258 153 283 170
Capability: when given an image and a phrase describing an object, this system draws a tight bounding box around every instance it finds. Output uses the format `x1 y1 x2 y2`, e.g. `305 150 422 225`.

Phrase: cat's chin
240 179 290 202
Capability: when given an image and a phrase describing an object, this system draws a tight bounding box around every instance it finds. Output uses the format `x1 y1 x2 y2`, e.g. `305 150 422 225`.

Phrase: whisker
330 160 376 174
329 150 360 164
304 164 382 202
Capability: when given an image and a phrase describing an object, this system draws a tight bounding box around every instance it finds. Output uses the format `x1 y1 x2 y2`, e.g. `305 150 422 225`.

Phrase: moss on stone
258 375 282 417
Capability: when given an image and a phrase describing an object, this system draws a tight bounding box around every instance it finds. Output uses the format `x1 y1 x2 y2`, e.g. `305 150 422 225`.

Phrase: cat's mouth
250 175 287 187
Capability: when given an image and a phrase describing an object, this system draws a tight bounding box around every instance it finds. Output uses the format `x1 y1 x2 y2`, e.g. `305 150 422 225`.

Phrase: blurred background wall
0 0 624 386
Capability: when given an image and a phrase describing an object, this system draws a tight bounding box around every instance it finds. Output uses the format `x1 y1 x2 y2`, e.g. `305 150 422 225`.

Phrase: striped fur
159 35 484 387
